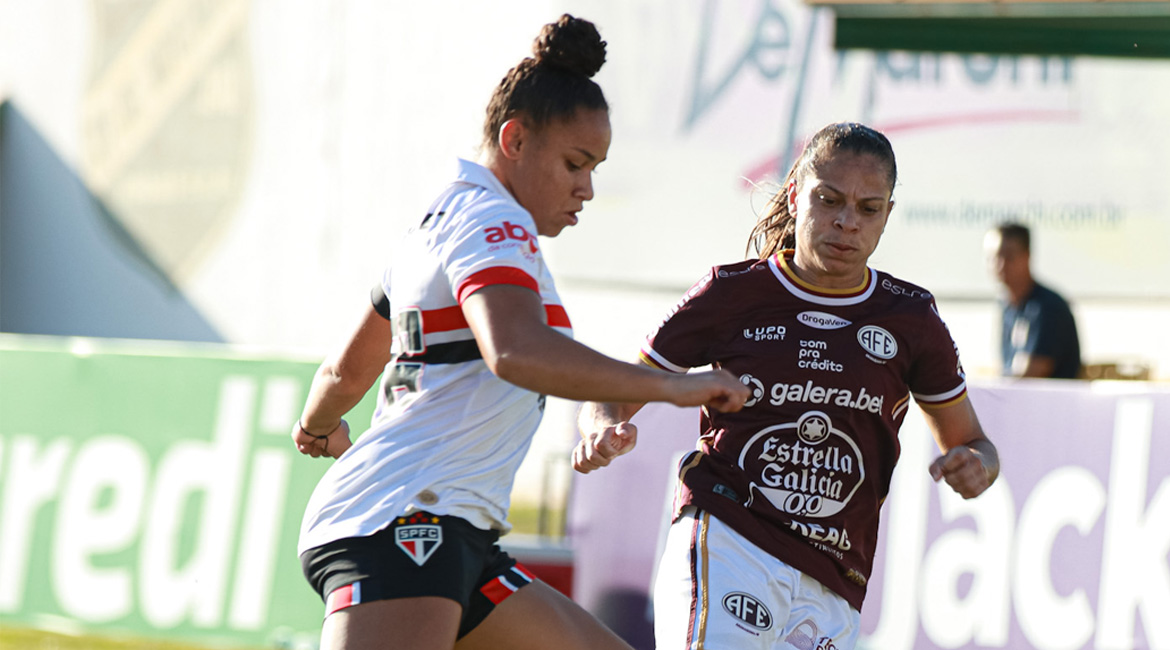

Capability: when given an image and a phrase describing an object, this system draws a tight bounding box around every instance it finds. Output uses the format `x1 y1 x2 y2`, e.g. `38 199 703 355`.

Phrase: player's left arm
922 398 999 499
293 302 393 459
573 359 660 474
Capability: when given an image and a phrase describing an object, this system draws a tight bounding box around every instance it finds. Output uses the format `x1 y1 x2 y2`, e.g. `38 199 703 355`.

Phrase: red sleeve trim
456 267 539 304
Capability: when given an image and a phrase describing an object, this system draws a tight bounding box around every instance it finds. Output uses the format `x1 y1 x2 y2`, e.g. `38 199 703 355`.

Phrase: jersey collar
768 250 876 306
455 158 523 210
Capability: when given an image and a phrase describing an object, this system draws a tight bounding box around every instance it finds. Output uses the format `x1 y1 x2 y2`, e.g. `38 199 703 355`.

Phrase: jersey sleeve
372 265 395 321
640 269 723 373
371 282 391 320
908 300 969 409
441 208 542 304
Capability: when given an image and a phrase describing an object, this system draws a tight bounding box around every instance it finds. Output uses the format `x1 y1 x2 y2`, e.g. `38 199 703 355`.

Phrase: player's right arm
461 283 748 409
568 266 736 474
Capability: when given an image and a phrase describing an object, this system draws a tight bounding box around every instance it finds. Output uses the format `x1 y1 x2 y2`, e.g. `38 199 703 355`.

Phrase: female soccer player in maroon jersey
576 122 999 650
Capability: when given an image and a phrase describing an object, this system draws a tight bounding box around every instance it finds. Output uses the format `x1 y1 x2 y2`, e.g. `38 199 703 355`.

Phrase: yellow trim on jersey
638 350 667 370
892 393 911 415
917 391 969 410
678 452 703 485
776 250 871 295
640 347 690 374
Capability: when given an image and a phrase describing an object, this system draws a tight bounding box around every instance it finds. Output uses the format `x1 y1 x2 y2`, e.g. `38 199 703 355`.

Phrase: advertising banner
569 379 1170 650
0 336 368 648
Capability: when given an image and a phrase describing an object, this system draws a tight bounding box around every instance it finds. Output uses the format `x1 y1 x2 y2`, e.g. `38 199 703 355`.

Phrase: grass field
0 626 267 650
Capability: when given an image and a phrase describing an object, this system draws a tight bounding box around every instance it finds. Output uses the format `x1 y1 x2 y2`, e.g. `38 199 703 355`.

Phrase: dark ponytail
482 14 609 148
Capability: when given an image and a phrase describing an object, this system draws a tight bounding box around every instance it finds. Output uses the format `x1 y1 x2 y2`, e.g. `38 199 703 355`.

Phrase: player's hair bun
481 14 609 146
532 14 607 78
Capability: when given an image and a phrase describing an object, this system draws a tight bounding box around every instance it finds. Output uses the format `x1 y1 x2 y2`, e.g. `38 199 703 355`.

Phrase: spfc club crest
395 518 443 566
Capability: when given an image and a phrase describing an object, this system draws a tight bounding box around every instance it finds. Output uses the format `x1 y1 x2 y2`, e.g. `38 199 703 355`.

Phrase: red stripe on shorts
480 564 535 605
480 577 513 605
325 582 361 616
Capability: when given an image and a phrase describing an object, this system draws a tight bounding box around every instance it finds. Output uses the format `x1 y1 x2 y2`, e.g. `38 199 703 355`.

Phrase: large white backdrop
2 0 1168 511
3 0 1168 345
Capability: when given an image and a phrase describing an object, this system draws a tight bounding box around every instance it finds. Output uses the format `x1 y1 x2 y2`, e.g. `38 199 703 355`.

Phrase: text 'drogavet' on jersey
298 159 572 556
640 251 966 610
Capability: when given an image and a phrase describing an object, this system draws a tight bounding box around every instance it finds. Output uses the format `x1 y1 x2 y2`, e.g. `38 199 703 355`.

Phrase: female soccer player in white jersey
290 14 750 650
574 122 1000 650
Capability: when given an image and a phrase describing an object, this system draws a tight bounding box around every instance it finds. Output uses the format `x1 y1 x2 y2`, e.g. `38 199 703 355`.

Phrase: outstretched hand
573 421 638 474
929 445 992 499
670 369 751 412
292 419 352 459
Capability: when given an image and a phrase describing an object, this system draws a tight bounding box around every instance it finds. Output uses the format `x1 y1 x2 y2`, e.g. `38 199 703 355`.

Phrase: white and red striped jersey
299 159 571 555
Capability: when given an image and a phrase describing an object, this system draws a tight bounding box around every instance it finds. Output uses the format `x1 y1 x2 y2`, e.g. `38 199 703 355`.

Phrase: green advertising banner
0 335 376 648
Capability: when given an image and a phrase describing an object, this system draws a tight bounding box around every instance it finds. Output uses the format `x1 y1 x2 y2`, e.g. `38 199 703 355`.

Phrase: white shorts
652 507 860 650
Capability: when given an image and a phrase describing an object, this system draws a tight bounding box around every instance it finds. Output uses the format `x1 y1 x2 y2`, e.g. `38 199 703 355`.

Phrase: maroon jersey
641 251 968 611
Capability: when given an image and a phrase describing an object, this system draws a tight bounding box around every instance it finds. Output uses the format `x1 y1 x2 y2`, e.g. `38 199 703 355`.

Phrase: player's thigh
781 573 860 650
653 508 789 650
322 596 461 650
303 512 499 649
654 508 859 650
455 579 634 650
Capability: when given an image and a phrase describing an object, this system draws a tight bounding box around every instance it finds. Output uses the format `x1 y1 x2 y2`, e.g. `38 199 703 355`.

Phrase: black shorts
300 512 535 638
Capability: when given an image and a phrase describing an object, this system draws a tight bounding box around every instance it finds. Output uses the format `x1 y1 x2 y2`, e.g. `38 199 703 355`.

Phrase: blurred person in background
985 222 1082 379
289 14 749 650
575 122 999 650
